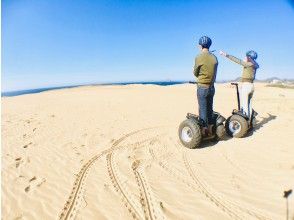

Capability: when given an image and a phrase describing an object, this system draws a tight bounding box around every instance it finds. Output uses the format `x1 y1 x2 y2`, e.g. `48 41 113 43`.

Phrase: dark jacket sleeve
193 56 201 77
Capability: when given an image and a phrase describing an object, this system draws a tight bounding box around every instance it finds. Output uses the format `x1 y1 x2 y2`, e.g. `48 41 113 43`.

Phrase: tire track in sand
153 137 243 219
216 149 273 219
149 139 202 195
107 152 143 219
149 149 197 191
59 152 106 220
59 127 160 220
106 132 166 220
182 152 271 220
151 145 242 219
149 138 271 220
132 160 165 220
219 147 264 182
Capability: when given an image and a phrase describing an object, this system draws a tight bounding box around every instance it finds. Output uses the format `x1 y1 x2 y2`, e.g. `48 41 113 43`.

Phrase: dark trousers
197 85 215 127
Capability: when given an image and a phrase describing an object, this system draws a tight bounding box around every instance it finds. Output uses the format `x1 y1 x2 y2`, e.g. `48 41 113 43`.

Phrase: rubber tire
225 115 248 138
215 124 226 140
251 117 257 127
248 117 256 132
178 119 202 149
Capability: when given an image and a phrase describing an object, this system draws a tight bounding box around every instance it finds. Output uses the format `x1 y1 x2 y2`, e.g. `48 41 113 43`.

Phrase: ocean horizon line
2 78 293 97
1 81 188 97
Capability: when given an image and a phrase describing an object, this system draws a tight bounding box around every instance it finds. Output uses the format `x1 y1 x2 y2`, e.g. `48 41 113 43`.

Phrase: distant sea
1 81 187 97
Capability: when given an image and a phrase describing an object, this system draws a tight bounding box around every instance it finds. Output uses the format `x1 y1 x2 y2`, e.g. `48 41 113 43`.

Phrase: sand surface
2 83 294 220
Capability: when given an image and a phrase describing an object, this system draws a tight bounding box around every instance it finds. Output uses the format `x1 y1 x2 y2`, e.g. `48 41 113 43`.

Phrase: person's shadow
248 113 277 136
197 138 219 149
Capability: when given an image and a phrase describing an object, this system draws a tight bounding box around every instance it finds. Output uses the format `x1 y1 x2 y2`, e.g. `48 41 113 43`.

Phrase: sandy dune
2 83 294 220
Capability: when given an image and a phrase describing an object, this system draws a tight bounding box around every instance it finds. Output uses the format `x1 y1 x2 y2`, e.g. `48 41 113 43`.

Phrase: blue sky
2 0 294 91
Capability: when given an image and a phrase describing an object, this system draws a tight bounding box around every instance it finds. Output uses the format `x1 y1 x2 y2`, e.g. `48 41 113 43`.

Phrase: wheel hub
229 120 241 135
181 126 193 142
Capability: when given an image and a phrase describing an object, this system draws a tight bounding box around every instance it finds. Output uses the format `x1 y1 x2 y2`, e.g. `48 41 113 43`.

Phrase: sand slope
2 83 294 220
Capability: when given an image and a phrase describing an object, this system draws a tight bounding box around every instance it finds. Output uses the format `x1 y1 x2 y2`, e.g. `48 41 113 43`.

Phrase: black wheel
225 115 248 138
251 117 257 127
248 116 257 131
178 119 202 149
215 124 226 140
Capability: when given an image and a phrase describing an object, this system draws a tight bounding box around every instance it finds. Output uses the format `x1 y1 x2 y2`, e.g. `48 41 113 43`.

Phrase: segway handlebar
189 81 198 84
231 82 239 86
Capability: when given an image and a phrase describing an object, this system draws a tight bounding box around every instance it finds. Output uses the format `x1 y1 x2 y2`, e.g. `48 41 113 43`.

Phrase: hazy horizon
3 76 294 93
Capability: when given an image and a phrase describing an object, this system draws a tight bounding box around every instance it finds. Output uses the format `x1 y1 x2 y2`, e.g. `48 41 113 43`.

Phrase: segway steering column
231 83 240 111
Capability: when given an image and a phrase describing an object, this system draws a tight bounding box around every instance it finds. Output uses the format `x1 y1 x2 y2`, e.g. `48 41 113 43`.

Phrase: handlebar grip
189 81 197 84
231 83 238 85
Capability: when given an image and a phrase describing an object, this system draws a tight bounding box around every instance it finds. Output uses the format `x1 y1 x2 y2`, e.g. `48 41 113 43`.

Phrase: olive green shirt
193 51 218 86
226 54 259 83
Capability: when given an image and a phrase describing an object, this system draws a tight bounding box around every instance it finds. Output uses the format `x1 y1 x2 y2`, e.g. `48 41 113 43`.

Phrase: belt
241 78 254 83
198 83 213 88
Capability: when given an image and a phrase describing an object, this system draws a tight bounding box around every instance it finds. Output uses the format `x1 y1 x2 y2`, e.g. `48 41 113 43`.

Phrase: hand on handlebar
229 82 238 88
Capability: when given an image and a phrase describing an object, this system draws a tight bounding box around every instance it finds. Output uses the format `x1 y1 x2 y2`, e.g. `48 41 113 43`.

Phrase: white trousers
240 82 254 118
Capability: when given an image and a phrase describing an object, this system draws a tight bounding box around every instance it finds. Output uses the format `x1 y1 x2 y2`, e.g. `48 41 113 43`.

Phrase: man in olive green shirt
220 50 259 118
193 36 218 136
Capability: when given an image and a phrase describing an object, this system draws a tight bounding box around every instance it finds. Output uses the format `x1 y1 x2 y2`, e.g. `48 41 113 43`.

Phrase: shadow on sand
197 139 219 149
247 113 277 136
255 113 277 130
197 134 233 149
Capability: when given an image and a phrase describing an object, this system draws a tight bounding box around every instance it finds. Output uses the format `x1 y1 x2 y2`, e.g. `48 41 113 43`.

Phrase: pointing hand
219 51 227 56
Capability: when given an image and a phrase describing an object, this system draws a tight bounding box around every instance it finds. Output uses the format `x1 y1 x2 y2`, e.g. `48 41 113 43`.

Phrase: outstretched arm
220 51 253 67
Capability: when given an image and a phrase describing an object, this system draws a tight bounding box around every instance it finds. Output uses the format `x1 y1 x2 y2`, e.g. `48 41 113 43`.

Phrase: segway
178 82 226 149
225 83 258 138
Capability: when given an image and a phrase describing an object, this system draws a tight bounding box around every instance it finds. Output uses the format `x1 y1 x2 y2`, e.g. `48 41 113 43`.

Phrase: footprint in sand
231 175 241 190
23 142 33 149
15 157 23 168
15 157 30 168
159 201 164 210
149 139 159 145
24 186 30 192
14 214 23 220
24 177 46 193
29 176 37 182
